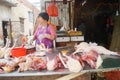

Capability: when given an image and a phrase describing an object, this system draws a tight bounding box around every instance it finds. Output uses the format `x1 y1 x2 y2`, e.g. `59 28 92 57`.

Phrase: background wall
0 4 12 46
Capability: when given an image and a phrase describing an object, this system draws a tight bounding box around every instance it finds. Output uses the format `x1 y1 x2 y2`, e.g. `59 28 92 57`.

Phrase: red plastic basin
11 48 26 58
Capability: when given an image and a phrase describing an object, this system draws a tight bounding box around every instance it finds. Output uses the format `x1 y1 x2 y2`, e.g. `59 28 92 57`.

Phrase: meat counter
0 46 120 80
0 54 120 77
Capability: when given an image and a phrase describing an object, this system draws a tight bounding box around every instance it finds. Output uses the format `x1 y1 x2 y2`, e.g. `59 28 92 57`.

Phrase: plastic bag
47 2 58 17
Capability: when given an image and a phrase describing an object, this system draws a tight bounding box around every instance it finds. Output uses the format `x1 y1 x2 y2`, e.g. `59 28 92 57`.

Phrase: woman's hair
38 12 49 21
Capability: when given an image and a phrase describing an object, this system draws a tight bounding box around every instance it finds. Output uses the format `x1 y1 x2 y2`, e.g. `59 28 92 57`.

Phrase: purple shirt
34 24 56 48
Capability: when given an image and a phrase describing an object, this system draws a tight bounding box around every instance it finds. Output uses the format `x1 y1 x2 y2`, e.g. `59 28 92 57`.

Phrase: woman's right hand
30 39 33 45
38 34 49 40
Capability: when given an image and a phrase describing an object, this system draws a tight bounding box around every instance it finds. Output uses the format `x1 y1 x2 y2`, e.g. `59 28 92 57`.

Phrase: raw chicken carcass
46 58 57 71
2 66 15 73
18 57 32 72
18 56 47 72
46 53 58 71
0 59 19 73
4 39 17 59
73 42 118 56
30 57 46 71
59 53 83 72
0 38 17 59
96 55 103 69
46 52 65 71
55 55 65 69
0 69 4 74
0 38 10 58
64 54 83 72
81 50 103 69
0 62 6 67
71 54 85 68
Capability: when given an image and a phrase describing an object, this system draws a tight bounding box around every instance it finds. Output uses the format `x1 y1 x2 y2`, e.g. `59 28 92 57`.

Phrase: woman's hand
44 34 50 38
30 39 34 45
38 35 44 41
38 34 50 40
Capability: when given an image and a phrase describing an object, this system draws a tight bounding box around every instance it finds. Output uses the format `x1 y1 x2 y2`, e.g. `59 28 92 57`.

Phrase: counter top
0 54 120 77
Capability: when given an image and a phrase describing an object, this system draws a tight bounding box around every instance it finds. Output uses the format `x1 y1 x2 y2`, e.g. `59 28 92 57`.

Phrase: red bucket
11 48 26 58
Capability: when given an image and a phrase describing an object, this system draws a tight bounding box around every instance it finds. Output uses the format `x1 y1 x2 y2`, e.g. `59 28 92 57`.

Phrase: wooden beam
55 71 87 80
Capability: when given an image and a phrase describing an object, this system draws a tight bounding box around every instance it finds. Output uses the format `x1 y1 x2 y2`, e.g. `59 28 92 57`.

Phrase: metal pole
9 19 13 46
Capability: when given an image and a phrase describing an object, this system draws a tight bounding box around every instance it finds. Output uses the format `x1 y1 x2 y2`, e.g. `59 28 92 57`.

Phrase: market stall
0 0 120 80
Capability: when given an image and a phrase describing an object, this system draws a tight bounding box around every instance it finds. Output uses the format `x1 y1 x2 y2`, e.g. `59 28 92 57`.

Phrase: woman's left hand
38 34 50 40
38 35 44 40
44 34 50 39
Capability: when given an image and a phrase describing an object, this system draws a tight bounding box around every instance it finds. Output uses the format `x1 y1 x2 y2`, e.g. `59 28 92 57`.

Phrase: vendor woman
32 12 56 49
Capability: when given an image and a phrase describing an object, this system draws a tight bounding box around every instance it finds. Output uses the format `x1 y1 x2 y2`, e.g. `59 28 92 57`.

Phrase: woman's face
38 16 45 24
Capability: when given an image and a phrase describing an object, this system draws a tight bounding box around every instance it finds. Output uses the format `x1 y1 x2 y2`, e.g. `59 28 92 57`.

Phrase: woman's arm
45 25 56 40
30 31 38 44
32 25 40 41
44 34 55 40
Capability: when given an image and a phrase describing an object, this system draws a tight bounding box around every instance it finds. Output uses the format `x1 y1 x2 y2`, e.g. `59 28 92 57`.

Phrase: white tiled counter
55 36 84 47
70 36 84 41
56 37 70 42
